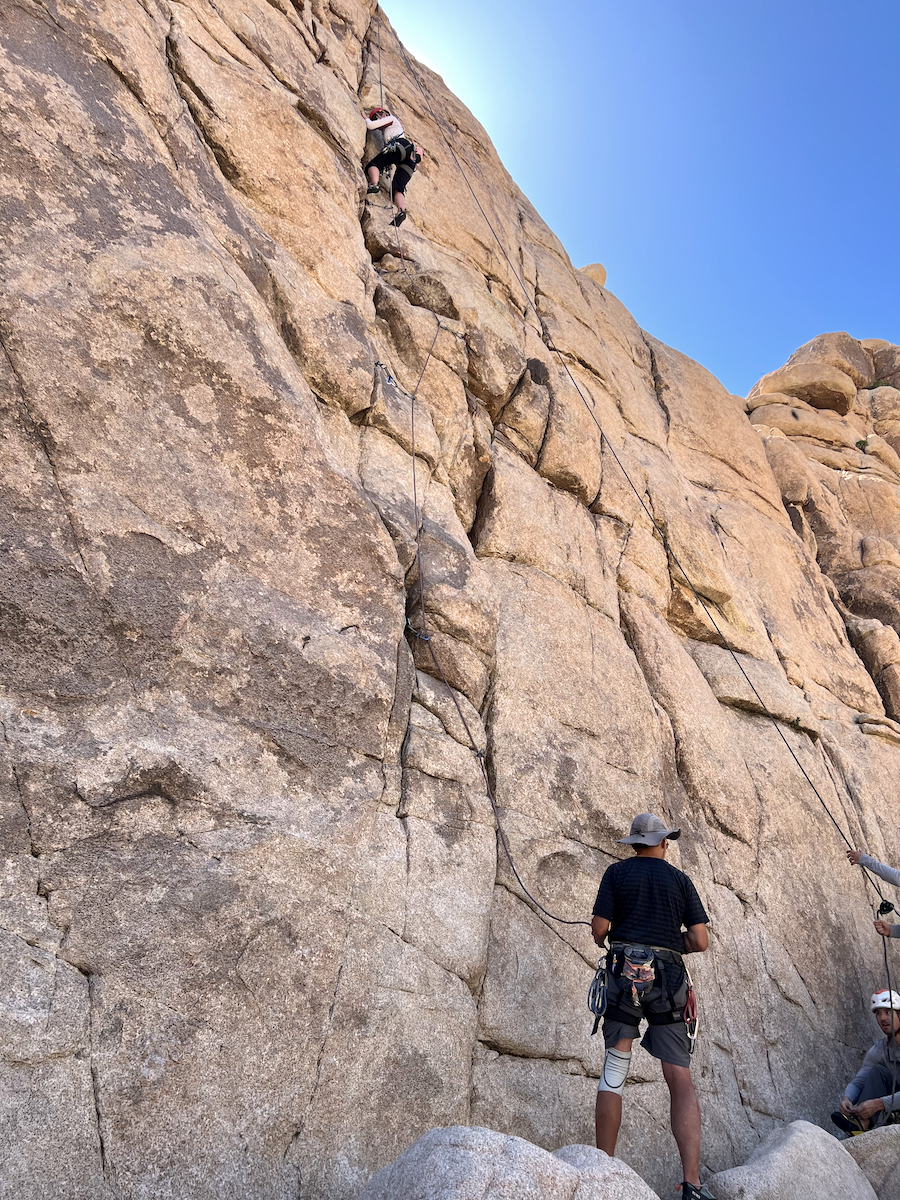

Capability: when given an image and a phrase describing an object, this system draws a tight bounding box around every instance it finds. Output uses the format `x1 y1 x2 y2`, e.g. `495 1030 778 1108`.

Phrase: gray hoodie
844 1035 900 1112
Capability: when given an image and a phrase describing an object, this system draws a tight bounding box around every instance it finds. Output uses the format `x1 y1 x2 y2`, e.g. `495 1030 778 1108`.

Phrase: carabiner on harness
684 964 699 1055
588 952 608 1036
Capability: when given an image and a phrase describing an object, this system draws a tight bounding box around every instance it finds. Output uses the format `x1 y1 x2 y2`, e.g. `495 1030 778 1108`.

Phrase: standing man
592 813 713 1200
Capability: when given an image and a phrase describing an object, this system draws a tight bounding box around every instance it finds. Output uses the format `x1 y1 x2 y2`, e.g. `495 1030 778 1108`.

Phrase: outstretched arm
848 850 900 887
683 923 709 954
365 115 392 130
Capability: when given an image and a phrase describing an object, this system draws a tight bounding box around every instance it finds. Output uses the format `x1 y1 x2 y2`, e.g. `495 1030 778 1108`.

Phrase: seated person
833 990 900 1134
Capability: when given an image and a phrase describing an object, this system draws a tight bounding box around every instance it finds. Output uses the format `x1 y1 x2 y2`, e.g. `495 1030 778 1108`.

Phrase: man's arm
848 850 900 888
682 923 709 954
591 916 610 947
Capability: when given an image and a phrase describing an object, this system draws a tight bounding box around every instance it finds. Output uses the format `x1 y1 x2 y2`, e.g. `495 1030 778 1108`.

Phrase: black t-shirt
592 856 709 953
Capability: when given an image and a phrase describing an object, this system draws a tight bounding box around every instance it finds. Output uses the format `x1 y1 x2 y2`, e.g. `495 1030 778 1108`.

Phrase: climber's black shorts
602 950 692 1068
367 146 417 196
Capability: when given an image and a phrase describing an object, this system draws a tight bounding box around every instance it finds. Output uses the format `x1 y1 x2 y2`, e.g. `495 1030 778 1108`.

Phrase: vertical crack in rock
288 959 345 1153
86 972 113 1190
641 333 671 437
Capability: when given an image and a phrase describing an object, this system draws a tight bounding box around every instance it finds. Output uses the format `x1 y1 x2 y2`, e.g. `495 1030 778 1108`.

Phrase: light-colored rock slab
750 363 858 414
357 1125 660 1199
707 1120 877 1200
685 641 819 734
786 332 875 389
844 1125 900 1199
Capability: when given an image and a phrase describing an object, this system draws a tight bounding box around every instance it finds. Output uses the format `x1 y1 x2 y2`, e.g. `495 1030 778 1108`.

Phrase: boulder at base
844 1126 900 1199
356 1126 660 1199
706 1120 877 1200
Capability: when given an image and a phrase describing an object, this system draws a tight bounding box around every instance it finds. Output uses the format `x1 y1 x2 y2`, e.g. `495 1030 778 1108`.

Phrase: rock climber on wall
363 106 423 227
591 813 714 1200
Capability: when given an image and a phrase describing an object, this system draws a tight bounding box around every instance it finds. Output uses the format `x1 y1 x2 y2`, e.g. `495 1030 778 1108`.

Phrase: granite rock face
1 3 899 1200
845 1126 900 1200
357 1126 660 1200
706 1120 877 1200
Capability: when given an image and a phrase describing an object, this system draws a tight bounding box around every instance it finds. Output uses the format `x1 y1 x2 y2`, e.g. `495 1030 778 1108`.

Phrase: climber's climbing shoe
390 210 407 227
678 1185 716 1200
831 1110 867 1136
367 183 380 194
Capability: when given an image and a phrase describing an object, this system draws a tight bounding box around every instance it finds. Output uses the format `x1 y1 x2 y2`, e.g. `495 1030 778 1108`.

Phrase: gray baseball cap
617 812 681 846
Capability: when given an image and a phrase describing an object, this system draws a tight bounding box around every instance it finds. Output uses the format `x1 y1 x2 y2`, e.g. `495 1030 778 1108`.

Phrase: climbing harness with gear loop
588 952 608 1036
589 943 697 1053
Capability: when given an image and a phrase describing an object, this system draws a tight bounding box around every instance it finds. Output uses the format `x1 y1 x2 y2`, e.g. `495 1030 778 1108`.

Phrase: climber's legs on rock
662 1060 702 1188
366 164 380 193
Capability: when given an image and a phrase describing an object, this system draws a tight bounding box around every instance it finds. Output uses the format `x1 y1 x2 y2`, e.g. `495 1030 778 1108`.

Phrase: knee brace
597 1047 632 1095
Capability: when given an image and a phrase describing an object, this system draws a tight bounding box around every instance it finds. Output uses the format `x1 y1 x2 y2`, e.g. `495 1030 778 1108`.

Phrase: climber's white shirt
366 114 404 142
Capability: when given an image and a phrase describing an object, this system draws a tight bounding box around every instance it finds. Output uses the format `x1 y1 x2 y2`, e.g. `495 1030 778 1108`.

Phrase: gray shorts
602 948 692 1069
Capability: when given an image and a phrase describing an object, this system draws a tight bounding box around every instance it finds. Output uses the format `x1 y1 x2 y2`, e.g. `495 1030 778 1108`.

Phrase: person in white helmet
832 989 900 1135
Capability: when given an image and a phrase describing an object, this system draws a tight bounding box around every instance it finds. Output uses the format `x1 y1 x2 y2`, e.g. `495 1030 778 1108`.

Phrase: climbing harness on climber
363 106 423 226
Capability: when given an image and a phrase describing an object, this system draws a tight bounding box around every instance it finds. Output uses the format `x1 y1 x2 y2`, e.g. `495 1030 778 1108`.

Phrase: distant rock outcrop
1 3 899 1200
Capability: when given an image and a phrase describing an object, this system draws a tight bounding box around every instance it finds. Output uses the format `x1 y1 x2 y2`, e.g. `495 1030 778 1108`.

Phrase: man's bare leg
662 1061 701 1186
595 1038 633 1156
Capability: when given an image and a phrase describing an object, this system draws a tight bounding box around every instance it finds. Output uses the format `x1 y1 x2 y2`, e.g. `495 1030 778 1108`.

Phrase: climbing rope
369 24 900 1067
400 319 590 929
377 14 384 110
392 29 898 923
367 12 589 929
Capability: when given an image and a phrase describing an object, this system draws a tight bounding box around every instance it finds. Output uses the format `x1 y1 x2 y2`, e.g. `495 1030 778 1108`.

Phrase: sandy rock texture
845 1126 900 1199
707 1120 877 1200
1 2 899 1199
357 1126 660 1200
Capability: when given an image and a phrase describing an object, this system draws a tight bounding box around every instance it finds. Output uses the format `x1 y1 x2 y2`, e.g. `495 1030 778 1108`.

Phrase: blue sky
383 0 899 396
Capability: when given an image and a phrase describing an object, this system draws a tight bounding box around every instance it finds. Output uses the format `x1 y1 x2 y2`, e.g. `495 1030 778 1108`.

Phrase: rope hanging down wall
370 13 900 1007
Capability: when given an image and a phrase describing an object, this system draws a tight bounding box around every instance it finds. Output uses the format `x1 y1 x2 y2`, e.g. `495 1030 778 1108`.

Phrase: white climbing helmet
871 990 900 1011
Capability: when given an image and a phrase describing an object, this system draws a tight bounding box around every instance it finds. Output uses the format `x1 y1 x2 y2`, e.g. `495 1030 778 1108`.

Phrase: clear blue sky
383 0 899 396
